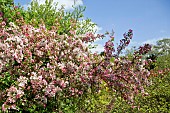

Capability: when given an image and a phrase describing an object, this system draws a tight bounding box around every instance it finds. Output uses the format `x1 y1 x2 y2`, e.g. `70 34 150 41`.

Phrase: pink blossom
1 21 6 27
2 103 7 111
59 80 67 88
7 97 16 103
16 90 24 98
17 12 20 15
10 104 17 110
14 6 19 9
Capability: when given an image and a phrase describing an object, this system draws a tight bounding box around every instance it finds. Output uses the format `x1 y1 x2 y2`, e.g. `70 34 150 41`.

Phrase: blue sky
14 0 170 52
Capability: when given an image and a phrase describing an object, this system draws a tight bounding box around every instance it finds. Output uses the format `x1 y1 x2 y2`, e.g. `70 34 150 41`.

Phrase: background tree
24 0 97 35
153 38 170 56
0 0 97 35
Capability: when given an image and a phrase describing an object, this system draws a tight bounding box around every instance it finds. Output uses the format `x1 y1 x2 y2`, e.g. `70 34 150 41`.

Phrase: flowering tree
0 1 153 112
0 19 152 112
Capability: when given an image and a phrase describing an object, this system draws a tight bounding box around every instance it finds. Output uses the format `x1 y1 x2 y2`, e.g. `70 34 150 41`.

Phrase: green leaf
111 37 114 41
110 57 115 63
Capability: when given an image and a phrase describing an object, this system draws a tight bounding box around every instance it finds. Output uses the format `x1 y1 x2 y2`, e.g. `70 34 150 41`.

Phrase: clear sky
14 0 170 52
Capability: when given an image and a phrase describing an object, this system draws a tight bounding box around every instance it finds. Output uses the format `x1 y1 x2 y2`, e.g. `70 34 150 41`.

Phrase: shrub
0 1 154 112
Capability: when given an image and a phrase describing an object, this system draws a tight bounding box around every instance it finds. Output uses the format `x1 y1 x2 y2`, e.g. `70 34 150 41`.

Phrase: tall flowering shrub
0 19 152 112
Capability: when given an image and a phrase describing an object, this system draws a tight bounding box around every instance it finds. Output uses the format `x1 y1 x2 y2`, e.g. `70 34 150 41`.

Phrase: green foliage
81 81 112 113
0 72 15 90
135 72 170 113
155 54 170 69
0 0 13 7
25 0 60 29
110 57 115 63
0 0 96 36
24 0 96 35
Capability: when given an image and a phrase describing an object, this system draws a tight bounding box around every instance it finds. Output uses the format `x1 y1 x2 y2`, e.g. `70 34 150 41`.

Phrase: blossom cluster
134 44 152 55
115 29 133 57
